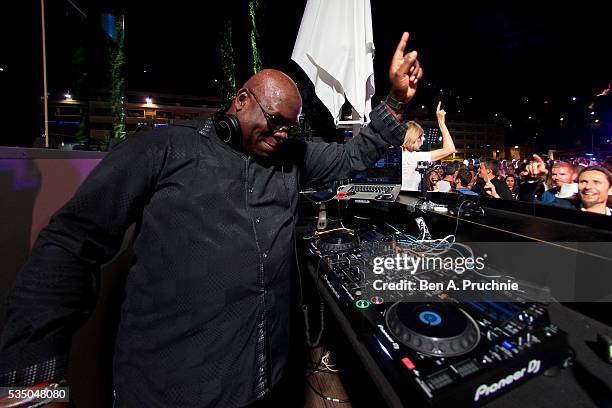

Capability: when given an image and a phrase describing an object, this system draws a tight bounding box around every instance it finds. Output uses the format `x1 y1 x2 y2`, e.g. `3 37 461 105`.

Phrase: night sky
2 0 610 147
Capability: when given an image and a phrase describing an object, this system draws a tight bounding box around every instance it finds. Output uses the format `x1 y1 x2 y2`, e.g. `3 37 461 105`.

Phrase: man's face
240 89 301 158
551 165 574 188
579 170 612 209
478 163 491 180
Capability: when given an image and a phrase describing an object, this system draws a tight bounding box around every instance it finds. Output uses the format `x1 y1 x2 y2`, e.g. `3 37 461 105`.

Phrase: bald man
0 33 423 407
541 161 577 203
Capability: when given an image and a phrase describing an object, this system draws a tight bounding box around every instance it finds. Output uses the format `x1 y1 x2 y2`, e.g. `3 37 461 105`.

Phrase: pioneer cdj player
305 221 570 407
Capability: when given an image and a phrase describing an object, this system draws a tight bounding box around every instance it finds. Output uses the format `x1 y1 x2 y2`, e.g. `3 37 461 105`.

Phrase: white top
580 206 612 216
401 150 432 191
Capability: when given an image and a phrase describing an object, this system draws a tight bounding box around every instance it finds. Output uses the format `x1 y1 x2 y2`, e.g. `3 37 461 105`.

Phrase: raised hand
389 32 423 104
484 179 499 198
436 101 446 124
525 154 548 179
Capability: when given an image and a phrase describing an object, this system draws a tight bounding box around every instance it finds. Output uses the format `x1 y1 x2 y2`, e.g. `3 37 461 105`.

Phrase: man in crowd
443 161 460 187
454 167 472 190
524 155 577 203
541 161 577 202
471 158 513 199
0 33 423 408
577 166 612 215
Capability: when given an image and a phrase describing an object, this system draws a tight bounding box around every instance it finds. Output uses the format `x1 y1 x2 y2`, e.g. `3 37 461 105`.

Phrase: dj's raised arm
296 32 424 187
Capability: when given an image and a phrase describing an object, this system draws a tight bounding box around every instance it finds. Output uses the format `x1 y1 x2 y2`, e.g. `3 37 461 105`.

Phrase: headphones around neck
212 108 242 150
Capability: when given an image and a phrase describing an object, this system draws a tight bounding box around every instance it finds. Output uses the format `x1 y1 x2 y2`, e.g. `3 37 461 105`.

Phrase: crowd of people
399 98 611 216
414 153 612 216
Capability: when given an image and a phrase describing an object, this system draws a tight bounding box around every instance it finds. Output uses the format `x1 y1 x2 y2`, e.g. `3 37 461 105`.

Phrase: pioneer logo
473 359 541 402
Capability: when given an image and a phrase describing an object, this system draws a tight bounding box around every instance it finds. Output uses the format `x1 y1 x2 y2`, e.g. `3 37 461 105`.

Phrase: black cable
453 198 470 237
303 257 325 348
282 167 324 348
305 377 351 404
305 346 327 379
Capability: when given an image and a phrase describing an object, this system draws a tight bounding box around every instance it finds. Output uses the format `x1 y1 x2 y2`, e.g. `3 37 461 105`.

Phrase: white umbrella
291 0 375 128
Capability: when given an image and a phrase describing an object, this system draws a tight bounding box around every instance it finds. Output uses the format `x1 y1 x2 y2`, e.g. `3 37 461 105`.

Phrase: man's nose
273 129 288 141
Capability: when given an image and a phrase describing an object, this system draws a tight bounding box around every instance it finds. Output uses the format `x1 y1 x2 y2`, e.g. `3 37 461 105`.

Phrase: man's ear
234 88 249 111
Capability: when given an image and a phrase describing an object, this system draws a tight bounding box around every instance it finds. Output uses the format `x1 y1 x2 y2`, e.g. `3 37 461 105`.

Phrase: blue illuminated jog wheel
385 303 481 357
419 310 442 326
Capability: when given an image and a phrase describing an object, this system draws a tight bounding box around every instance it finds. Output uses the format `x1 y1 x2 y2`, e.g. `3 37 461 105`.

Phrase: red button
402 357 416 370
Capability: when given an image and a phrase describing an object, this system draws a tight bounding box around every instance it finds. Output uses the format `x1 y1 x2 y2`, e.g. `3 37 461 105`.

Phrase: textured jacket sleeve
300 103 406 187
0 129 169 387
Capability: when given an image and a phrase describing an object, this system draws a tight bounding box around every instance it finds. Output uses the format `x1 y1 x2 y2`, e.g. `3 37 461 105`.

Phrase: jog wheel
318 231 360 253
385 302 480 357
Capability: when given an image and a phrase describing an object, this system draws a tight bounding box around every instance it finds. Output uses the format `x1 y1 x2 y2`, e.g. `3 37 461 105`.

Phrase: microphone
400 196 445 213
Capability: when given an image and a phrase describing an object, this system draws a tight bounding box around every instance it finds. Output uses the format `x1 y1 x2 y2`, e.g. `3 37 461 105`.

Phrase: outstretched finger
532 154 545 165
437 101 441 112
393 32 410 63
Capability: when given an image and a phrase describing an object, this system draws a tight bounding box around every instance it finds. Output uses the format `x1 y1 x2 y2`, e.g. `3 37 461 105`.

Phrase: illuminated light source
496 150 500 153
145 97 153 104
528 116 532 119
421 105 425 109
514 145 519 149
0 67 4 72
571 96 577 101
595 119 600 123
591 111 595 115
64 92 72 100
374 336 393 360
560 117 564 121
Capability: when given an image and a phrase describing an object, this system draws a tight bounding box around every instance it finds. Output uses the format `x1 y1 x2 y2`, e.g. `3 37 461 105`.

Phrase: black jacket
471 177 513 200
0 103 405 407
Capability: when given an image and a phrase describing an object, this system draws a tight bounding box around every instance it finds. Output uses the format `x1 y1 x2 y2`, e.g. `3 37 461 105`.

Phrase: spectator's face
478 163 491 180
435 167 444 177
578 170 612 209
551 165 574 188
428 172 440 186
505 177 515 189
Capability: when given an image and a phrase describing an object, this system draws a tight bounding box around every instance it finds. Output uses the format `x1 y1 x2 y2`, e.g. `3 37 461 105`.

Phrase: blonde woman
401 101 457 190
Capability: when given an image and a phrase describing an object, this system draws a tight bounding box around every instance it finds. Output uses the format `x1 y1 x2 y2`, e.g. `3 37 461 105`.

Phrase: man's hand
484 180 499 198
525 154 548 179
389 32 423 104
436 101 446 124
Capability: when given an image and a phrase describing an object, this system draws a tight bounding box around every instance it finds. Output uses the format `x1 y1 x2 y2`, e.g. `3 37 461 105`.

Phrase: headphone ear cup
213 111 242 146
